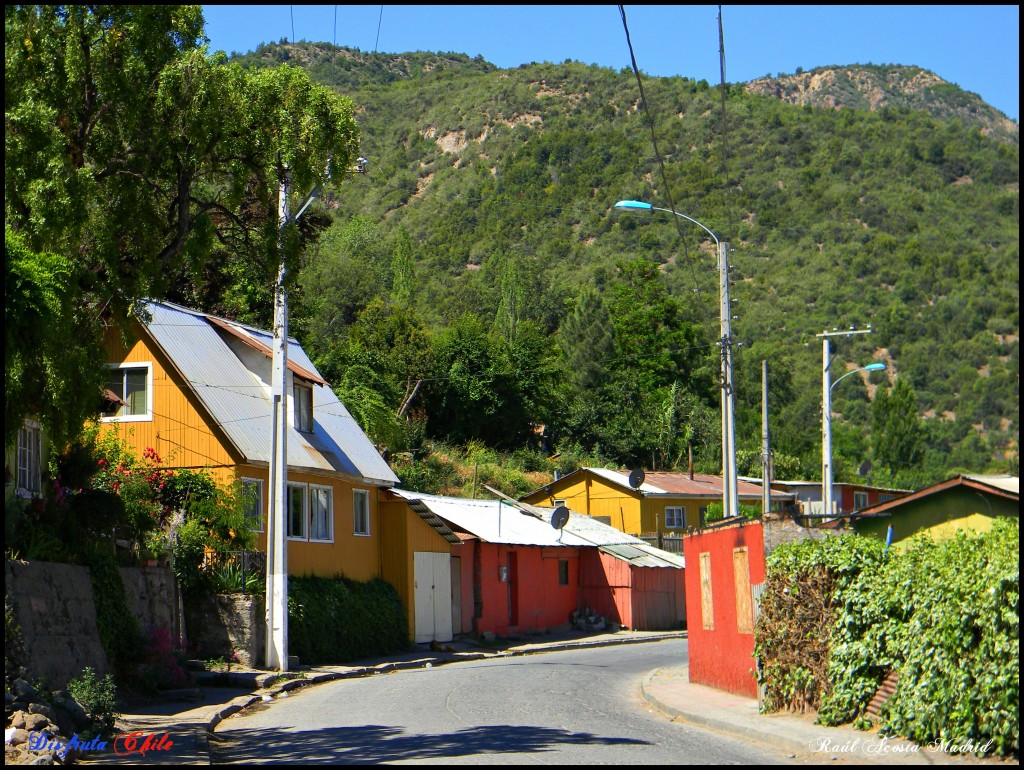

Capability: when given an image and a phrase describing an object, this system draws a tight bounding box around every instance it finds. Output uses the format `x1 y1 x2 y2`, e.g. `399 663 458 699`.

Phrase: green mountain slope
229 43 1019 484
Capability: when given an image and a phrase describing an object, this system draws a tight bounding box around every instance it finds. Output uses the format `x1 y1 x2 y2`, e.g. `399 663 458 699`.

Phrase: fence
638 533 684 554
201 550 266 593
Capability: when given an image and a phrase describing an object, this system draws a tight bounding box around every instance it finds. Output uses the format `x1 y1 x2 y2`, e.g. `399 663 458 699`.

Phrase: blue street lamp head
863 363 886 372
614 200 653 211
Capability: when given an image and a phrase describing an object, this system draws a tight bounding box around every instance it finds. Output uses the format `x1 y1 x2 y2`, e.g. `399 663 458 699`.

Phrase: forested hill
223 42 1019 487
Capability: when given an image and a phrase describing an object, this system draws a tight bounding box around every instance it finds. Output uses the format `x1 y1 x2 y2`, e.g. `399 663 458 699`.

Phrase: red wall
579 551 686 631
683 520 765 697
472 542 581 636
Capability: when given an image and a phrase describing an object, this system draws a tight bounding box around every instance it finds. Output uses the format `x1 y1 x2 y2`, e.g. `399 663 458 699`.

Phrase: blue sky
201 5 1019 122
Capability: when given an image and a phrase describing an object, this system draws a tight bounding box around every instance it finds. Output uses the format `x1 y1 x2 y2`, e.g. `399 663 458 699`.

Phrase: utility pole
761 359 771 515
818 327 873 518
265 166 292 672
264 159 339 671
718 240 739 520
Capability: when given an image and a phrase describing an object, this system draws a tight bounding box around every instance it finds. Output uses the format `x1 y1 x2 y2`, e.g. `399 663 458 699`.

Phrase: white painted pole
266 167 291 671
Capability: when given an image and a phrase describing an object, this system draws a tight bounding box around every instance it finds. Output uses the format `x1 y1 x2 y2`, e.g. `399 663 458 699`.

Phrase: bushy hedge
756 520 1018 757
755 534 886 714
288 576 410 664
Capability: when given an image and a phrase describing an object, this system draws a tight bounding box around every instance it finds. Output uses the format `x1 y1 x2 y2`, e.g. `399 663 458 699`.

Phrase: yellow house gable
99 301 401 580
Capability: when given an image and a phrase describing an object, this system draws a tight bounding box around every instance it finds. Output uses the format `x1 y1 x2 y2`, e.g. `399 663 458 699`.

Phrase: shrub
756 521 1019 757
136 626 190 693
288 576 409 664
67 667 119 739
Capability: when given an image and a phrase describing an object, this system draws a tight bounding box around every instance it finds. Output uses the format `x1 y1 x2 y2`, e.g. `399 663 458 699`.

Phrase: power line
617 4 704 300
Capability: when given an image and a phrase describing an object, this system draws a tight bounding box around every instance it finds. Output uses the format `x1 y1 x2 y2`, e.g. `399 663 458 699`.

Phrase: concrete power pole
762 359 771 515
718 240 739 519
265 167 291 671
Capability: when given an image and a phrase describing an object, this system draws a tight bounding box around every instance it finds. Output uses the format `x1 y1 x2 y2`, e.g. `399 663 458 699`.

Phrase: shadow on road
211 722 652 764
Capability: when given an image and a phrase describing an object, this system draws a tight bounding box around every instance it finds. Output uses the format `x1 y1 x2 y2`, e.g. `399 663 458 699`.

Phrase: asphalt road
211 638 786 765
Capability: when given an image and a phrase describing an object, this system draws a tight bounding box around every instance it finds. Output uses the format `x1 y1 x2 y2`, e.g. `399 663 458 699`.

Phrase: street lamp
819 326 885 517
614 200 739 520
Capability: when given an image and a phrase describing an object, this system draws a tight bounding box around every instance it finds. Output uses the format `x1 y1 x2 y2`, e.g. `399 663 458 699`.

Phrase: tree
4 230 104 448
872 378 925 473
5 5 358 446
557 286 614 392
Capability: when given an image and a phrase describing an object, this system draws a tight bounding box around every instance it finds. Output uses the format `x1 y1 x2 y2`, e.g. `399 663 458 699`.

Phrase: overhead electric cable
375 6 384 53
718 5 730 182
617 5 703 296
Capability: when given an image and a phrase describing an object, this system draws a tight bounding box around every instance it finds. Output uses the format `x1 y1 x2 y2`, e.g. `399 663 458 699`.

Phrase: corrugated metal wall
683 520 765 697
579 551 685 631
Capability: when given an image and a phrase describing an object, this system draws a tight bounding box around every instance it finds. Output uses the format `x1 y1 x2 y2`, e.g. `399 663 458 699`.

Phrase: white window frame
293 382 314 433
286 482 307 541
665 506 686 529
853 491 870 510
102 362 153 422
353 489 370 536
309 484 334 543
241 478 264 533
16 420 43 499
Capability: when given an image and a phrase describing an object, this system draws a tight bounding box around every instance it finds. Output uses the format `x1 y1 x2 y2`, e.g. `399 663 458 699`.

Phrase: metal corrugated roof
965 474 1018 495
404 498 463 544
142 301 398 486
598 543 687 569
585 467 789 500
389 489 684 568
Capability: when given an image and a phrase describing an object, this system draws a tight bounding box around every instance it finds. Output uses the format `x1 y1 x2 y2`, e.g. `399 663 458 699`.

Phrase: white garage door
413 551 453 643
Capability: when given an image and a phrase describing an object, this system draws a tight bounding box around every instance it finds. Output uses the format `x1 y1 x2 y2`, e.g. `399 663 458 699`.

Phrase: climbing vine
755 521 1019 757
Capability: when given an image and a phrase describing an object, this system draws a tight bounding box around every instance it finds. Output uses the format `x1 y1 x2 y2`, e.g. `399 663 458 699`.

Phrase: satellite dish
550 506 570 530
628 468 646 490
858 460 872 477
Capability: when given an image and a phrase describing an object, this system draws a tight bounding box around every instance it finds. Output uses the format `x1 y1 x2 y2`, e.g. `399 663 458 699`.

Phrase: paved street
211 640 783 765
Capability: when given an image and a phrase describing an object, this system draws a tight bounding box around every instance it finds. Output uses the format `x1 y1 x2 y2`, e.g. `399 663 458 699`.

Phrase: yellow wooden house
100 300 401 581
521 467 793 537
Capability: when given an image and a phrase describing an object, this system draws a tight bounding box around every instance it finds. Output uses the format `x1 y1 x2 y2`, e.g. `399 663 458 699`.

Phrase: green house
853 474 1018 547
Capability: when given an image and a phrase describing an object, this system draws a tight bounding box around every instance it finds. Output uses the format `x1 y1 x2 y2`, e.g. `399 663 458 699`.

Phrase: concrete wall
683 520 765 698
121 565 177 633
5 560 181 689
761 512 841 557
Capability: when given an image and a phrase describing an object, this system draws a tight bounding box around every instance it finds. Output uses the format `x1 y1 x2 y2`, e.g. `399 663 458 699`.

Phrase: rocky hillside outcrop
745 64 1018 143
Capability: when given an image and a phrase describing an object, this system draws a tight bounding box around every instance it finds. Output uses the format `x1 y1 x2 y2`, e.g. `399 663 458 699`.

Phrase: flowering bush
136 625 190 692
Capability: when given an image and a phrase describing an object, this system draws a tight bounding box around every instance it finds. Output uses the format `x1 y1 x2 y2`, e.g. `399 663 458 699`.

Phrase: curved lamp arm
614 200 719 246
831 362 886 392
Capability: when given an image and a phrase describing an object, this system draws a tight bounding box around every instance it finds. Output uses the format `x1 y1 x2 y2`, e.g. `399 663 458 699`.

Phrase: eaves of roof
857 475 1019 517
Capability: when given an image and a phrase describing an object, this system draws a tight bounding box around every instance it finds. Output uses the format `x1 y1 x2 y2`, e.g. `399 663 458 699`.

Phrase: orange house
100 300 399 581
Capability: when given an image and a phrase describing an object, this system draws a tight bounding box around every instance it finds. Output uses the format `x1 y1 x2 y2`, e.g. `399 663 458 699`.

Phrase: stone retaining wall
184 593 264 667
5 560 176 689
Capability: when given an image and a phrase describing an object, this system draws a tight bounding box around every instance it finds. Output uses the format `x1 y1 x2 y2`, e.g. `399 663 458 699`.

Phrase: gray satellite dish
551 506 570 530
628 468 646 489
859 460 872 477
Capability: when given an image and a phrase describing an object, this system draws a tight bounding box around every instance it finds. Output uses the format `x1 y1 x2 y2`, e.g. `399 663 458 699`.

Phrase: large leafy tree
5 5 359 446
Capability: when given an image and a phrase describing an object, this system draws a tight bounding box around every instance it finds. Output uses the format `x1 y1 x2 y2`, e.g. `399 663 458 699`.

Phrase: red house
390 490 686 638
769 480 909 517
